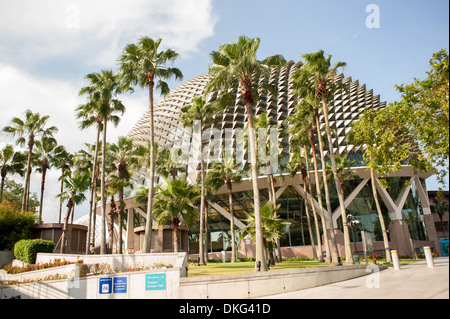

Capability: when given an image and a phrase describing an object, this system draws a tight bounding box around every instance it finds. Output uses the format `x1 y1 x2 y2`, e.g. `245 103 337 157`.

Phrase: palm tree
2 109 58 211
33 136 65 223
0 145 26 203
118 36 183 254
58 170 90 253
180 95 219 265
207 159 243 262
240 202 288 265
288 99 330 261
152 178 199 252
52 147 74 223
205 35 286 271
292 50 351 265
78 70 126 254
109 136 141 254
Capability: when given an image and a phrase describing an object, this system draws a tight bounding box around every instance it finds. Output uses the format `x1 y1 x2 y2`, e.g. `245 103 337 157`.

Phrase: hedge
14 239 55 264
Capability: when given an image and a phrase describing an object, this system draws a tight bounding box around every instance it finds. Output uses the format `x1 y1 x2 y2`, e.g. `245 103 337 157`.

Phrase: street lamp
347 214 360 254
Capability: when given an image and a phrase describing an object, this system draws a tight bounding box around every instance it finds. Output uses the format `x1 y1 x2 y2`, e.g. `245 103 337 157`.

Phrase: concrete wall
0 251 14 268
179 265 383 299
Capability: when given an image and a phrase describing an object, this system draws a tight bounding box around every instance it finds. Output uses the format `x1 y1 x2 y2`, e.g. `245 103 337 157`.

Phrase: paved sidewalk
260 257 449 299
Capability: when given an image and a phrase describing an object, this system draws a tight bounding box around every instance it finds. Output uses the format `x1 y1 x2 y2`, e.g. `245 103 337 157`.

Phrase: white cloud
0 0 217 67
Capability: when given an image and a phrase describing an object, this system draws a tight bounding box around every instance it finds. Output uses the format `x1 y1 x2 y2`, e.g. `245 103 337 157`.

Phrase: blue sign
99 278 112 294
145 273 166 290
113 277 127 294
440 240 449 257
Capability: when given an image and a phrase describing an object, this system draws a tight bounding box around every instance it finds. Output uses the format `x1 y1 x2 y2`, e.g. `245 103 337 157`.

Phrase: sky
0 0 448 223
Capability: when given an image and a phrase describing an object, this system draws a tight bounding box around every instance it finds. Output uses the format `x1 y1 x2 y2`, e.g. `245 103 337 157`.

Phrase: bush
283 256 313 261
0 200 36 250
14 239 55 264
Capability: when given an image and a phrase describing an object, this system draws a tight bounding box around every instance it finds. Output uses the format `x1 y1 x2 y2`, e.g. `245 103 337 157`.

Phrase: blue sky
0 0 448 222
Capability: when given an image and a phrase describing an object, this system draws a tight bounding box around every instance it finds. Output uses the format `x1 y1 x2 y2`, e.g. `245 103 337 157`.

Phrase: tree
152 178 199 252
0 145 26 203
52 147 74 223
78 70 126 254
207 159 243 262
240 202 288 265
118 36 183 254
206 35 286 271
292 50 350 265
2 109 57 212
58 170 90 253
395 49 449 186
430 196 449 240
33 136 65 223
180 95 219 265
109 136 141 254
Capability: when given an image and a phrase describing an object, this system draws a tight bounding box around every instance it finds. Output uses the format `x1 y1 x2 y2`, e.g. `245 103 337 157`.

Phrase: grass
187 257 425 277
187 260 330 277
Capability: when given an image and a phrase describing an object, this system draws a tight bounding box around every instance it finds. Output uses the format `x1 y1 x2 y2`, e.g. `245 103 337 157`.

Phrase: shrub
283 256 313 261
0 200 36 250
14 239 55 264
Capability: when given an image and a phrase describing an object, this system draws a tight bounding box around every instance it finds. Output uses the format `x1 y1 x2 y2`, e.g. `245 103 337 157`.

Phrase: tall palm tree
207 159 243 262
180 95 219 265
109 136 141 254
205 35 286 271
58 170 90 253
118 36 183 254
33 136 65 223
292 50 351 265
152 178 199 252
288 99 330 261
79 70 126 254
53 147 74 223
0 145 26 203
2 110 58 212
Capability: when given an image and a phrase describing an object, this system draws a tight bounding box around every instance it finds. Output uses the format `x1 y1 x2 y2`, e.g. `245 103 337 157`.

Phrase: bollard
221 250 226 263
424 246 434 267
391 250 401 270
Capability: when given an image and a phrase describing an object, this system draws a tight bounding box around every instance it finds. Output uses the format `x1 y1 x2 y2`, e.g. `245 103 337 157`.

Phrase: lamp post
347 214 360 254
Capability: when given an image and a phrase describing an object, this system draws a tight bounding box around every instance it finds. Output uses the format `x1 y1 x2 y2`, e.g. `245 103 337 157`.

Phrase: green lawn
187 258 425 277
187 260 330 277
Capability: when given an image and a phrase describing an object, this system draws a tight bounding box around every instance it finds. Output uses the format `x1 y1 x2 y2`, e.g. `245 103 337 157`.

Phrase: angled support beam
293 185 327 222
413 176 432 215
275 186 287 201
375 177 413 221
209 202 246 229
332 178 370 226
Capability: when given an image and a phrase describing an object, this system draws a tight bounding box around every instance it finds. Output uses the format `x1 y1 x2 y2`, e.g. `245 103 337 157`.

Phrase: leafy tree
118 36 183 254
0 200 36 250
0 145 26 203
1 179 39 212
206 35 286 271
2 109 57 211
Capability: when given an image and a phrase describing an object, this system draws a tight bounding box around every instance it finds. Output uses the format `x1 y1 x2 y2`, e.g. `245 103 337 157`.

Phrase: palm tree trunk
198 118 206 265
100 118 108 255
108 196 115 253
0 172 6 203
370 166 391 262
227 178 236 263
60 196 74 254
86 123 101 254
38 161 47 223
143 81 156 254
118 162 125 254
246 101 267 271
204 200 209 262
21 138 34 211
269 172 282 262
308 127 330 262
58 173 64 224
302 146 318 260
315 113 340 264
320 96 353 265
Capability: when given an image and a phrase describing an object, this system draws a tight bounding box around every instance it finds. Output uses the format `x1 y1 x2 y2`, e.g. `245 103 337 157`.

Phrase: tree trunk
38 160 48 223
22 135 34 211
173 218 179 253
143 79 156 254
118 162 126 254
321 96 353 265
203 200 209 262
0 170 6 203
86 123 101 254
308 127 330 262
315 113 341 264
370 166 392 262
60 195 74 254
108 196 116 254
198 118 206 265
100 119 108 255
227 178 236 263
246 101 266 271
301 149 318 260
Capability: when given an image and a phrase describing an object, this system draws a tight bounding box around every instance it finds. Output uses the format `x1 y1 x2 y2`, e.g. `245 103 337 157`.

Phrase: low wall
36 252 188 277
179 265 385 299
0 251 14 268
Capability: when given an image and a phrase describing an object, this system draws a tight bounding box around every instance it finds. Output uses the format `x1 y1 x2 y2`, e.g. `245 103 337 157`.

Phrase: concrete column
125 208 134 251
389 220 413 256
